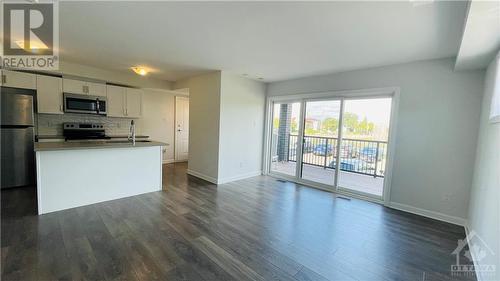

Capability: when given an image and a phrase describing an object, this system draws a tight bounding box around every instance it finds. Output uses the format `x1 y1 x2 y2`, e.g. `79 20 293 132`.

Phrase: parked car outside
313 143 334 156
329 159 374 173
359 147 383 163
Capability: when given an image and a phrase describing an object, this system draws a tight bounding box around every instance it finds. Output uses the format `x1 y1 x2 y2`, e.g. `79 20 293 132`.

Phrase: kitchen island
35 140 165 214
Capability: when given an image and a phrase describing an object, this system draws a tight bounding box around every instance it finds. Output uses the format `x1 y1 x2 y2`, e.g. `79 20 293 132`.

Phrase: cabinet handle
60 104 63 112
1 75 6 84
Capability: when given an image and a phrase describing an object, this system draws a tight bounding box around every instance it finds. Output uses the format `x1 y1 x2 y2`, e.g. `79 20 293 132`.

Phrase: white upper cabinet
62 78 106 97
87 82 106 97
125 88 142 118
36 75 63 114
106 85 126 118
0 70 37 90
106 85 142 118
62 78 86 95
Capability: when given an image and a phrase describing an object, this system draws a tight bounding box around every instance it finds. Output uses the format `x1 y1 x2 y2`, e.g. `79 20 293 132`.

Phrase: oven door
64 93 106 115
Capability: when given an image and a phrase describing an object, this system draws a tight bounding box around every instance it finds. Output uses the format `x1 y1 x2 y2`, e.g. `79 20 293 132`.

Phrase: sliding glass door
269 101 302 177
337 97 392 197
268 94 394 201
300 99 341 187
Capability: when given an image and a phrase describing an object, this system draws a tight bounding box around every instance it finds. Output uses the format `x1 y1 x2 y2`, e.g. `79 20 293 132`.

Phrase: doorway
175 96 189 162
265 88 398 202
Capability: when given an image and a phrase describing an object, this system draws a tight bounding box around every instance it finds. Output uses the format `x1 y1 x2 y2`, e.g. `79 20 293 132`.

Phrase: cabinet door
106 85 126 117
87 82 106 97
1 70 37 89
125 88 142 118
37 75 63 114
62 78 86 95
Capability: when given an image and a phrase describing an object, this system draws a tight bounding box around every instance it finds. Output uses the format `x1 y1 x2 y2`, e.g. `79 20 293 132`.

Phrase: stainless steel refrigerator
1 87 36 189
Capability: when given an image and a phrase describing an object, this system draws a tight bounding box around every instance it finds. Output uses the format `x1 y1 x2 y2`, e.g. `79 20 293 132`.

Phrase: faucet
128 120 136 145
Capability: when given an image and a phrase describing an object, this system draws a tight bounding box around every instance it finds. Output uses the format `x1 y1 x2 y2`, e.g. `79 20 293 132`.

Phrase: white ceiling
455 0 500 70
59 1 467 82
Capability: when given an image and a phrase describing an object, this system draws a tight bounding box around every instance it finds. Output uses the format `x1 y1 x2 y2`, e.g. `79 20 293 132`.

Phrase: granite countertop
35 140 167 151
36 135 150 139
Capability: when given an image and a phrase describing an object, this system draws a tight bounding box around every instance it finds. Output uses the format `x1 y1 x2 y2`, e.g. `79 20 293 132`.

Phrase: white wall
54 61 172 89
267 58 484 224
467 55 500 281
174 72 222 182
218 72 266 183
138 89 188 163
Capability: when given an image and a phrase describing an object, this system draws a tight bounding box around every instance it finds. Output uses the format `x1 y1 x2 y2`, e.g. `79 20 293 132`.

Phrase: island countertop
34 140 168 151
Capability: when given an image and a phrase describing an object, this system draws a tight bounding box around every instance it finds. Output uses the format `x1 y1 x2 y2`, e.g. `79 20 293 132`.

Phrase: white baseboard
185 170 262 185
464 225 485 281
217 171 262 184
388 202 467 226
162 158 175 164
186 169 218 184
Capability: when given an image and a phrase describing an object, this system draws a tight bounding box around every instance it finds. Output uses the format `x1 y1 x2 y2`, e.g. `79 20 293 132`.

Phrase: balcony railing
287 134 387 178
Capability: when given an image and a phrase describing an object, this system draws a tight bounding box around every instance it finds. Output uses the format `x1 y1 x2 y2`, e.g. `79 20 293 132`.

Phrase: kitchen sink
106 140 151 144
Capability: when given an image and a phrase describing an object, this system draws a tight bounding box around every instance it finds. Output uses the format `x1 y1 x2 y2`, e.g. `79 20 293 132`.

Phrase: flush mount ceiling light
131 66 150 76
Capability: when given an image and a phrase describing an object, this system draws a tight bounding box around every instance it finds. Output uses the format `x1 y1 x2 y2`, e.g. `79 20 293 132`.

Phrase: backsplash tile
37 113 139 136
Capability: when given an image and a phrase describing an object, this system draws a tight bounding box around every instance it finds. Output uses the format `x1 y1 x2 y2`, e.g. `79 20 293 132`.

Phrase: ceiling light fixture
131 66 149 76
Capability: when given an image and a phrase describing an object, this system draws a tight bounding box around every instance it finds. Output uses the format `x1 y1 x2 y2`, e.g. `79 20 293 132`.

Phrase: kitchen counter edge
34 141 167 151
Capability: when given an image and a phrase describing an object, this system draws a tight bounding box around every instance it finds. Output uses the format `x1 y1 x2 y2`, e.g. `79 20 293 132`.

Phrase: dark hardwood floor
1 162 476 281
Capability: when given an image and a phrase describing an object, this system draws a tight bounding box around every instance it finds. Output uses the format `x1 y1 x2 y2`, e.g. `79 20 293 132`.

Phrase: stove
63 122 110 140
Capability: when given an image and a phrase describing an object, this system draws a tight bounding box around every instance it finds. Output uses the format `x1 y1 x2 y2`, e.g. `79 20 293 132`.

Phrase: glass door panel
270 102 302 177
300 100 341 186
338 98 392 197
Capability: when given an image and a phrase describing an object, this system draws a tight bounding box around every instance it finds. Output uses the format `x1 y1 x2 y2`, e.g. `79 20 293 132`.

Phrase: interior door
175 96 189 162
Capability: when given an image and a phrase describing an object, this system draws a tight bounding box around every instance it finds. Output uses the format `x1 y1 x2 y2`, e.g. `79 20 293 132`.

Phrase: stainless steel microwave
63 93 107 116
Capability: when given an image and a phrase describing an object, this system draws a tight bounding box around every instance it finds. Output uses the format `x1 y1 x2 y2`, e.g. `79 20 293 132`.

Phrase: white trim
463 225 485 281
186 169 218 184
262 97 272 175
263 86 399 204
334 99 345 189
383 89 400 205
162 158 176 164
388 202 467 226
268 87 398 102
218 171 262 184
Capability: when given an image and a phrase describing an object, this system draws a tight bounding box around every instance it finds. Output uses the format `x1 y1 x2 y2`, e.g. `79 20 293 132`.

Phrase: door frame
263 87 400 205
174 96 189 162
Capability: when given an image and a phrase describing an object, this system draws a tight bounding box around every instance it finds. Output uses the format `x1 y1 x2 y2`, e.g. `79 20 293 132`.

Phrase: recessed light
131 66 149 76
258 77 264 80
242 74 249 77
